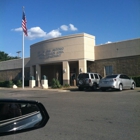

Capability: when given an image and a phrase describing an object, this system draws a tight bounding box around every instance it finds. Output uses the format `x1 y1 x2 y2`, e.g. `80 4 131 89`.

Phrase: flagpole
22 29 24 89
22 7 25 89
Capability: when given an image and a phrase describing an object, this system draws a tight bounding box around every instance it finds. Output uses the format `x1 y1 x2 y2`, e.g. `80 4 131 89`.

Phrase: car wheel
78 87 83 91
131 83 135 90
119 84 123 91
92 84 97 91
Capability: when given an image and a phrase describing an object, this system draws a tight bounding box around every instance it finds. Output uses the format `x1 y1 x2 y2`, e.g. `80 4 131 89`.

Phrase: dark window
123 75 130 79
94 74 99 79
99 75 102 79
120 75 125 79
105 66 113 75
78 74 89 79
90 74 94 79
105 75 118 78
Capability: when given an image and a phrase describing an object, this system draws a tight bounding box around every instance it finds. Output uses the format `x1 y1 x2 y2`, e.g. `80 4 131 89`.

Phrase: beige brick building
0 33 140 86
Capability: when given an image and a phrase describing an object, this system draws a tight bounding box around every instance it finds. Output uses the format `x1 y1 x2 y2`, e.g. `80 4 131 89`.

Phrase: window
123 75 130 79
90 74 94 79
104 66 113 76
78 74 89 78
106 74 118 78
120 75 123 79
94 74 99 79
120 74 130 79
99 75 102 79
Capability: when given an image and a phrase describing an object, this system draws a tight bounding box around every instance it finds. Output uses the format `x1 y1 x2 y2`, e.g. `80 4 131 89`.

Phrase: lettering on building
38 47 64 59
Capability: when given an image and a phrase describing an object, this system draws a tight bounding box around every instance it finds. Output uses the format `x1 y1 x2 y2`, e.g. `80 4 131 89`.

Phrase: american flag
22 11 28 36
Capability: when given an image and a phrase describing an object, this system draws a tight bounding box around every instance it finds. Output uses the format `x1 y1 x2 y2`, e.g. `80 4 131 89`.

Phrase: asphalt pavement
0 87 140 140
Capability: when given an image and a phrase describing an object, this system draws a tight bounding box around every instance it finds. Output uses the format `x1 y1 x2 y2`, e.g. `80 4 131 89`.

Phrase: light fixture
80 68 83 73
63 69 66 73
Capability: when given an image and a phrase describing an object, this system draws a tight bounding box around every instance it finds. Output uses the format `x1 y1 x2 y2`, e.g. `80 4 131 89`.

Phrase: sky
0 0 140 57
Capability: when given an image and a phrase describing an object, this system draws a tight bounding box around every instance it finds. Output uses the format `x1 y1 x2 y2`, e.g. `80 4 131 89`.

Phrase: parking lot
0 88 140 140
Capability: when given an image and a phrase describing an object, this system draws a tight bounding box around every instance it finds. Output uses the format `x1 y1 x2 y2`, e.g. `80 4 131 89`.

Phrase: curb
0 87 140 92
0 86 78 92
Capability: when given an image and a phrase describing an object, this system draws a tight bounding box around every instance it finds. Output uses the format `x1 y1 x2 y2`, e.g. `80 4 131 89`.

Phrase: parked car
77 73 102 91
99 74 136 91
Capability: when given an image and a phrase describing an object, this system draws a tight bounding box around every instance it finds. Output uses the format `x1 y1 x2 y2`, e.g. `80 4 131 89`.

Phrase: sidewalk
0 86 140 91
0 86 79 92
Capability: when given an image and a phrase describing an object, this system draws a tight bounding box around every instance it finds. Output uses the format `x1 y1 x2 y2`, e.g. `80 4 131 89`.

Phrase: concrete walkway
0 86 140 92
0 86 79 92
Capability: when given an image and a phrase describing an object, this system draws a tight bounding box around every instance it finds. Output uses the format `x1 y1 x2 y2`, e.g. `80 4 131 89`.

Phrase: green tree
0 51 18 61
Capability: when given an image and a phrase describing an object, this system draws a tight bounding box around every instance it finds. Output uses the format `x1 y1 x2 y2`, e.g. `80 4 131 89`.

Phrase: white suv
77 73 102 91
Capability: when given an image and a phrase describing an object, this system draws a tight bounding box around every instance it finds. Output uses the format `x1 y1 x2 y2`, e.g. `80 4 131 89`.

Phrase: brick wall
0 67 30 81
88 55 140 77
0 55 140 82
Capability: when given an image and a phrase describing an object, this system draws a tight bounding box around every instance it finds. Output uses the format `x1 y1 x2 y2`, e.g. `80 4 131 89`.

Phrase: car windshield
105 75 118 78
78 74 89 79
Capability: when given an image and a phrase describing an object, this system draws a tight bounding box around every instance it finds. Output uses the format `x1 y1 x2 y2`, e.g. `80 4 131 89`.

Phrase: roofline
30 33 95 47
95 37 140 47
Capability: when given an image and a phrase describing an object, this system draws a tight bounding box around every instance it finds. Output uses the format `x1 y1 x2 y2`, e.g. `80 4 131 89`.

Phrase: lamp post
16 51 21 58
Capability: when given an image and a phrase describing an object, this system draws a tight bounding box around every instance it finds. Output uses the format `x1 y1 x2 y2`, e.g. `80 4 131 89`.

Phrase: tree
0 51 18 61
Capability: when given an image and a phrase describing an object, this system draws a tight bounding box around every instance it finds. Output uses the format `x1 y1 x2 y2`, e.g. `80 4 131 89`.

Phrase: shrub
0 80 29 87
6 80 14 88
51 78 61 88
132 76 140 87
0 81 6 87
63 83 70 87
11 80 21 87
16 80 22 87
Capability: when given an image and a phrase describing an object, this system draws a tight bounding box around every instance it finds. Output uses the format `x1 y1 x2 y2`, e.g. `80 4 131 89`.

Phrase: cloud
60 25 69 31
28 27 47 40
45 29 61 39
60 24 78 31
105 41 112 44
27 27 61 40
11 27 22 32
12 23 78 40
69 24 77 31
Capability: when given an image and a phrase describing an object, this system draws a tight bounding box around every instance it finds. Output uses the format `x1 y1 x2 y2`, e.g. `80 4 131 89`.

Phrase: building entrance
69 61 78 86
41 63 62 86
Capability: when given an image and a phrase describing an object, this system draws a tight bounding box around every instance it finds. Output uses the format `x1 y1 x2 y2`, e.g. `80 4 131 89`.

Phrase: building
0 33 140 86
